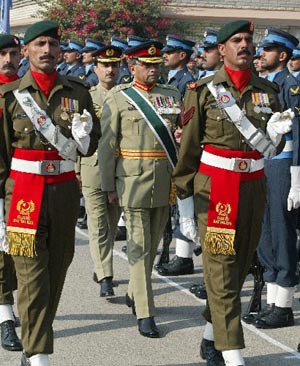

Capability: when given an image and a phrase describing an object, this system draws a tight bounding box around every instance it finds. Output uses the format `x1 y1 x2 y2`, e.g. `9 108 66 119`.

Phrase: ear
218 44 225 57
129 63 135 76
278 51 288 63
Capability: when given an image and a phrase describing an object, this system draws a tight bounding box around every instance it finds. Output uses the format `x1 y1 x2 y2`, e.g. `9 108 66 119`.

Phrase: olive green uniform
0 71 100 356
99 82 181 319
78 84 121 282
173 67 282 350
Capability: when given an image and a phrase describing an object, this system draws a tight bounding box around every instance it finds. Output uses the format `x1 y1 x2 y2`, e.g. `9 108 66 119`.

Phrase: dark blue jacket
167 66 195 97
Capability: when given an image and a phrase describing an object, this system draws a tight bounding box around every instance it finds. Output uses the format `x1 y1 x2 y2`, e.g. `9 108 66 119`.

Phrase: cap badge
203 31 207 37
106 48 114 56
148 45 156 55
265 29 269 36
57 25 62 37
249 22 254 32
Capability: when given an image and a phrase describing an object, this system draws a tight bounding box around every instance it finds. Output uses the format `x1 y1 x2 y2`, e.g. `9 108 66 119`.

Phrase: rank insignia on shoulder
181 106 195 125
188 82 198 90
290 86 300 94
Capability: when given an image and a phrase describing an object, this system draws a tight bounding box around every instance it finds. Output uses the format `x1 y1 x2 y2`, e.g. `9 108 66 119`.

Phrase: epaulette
66 75 89 89
187 75 215 90
255 76 279 93
0 79 20 95
89 85 97 92
155 83 178 92
110 83 133 94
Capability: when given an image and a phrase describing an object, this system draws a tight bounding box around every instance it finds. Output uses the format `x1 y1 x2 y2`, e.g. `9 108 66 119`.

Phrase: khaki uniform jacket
173 66 283 198
99 82 181 208
0 71 101 199
78 84 107 189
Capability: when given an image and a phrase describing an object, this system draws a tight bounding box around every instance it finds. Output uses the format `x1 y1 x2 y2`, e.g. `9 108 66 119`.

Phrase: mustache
2 63 16 70
39 55 55 61
238 49 252 56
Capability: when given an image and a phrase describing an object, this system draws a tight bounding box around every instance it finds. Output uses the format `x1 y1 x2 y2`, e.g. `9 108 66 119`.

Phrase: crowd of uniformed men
0 17 299 366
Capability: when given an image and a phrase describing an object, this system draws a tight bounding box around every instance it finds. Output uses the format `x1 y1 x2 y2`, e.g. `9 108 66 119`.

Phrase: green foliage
35 0 183 42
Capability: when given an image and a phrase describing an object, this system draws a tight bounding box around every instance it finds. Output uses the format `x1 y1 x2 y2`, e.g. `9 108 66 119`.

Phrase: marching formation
0 16 299 366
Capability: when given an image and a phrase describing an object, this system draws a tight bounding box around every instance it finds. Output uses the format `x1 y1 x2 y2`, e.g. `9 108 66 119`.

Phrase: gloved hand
266 108 294 146
177 197 199 244
0 199 8 252
71 109 93 155
287 166 300 211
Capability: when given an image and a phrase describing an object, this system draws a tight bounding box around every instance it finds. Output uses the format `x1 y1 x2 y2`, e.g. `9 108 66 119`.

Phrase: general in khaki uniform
173 21 291 366
99 41 181 338
0 21 100 366
77 45 122 296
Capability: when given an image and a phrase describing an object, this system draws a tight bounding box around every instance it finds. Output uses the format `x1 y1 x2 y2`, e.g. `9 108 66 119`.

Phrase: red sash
7 149 75 257
199 145 264 255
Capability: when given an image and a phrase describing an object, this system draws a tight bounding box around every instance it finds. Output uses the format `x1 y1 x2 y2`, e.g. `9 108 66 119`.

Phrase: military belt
201 150 264 173
11 158 74 176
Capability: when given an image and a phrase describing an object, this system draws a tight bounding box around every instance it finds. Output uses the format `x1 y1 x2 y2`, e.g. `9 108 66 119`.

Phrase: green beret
0 34 21 50
217 20 254 44
24 20 61 45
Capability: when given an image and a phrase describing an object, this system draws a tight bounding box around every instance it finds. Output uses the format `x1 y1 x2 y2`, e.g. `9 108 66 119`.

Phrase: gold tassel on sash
7 229 37 258
203 227 236 256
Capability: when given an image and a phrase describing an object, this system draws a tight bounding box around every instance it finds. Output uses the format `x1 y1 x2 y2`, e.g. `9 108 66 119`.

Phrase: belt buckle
233 158 251 172
40 160 60 175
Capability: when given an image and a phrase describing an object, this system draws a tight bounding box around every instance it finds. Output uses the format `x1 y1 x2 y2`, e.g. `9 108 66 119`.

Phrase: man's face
82 51 94 64
218 32 254 70
64 50 81 65
289 58 300 72
0 47 20 76
93 61 119 87
195 55 204 69
130 61 160 85
201 47 221 71
260 47 283 72
163 50 186 69
24 36 60 73
253 57 264 73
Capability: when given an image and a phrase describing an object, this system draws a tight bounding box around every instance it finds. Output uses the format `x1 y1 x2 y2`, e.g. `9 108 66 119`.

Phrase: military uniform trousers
195 172 266 350
124 206 169 319
0 251 17 305
258 158 299 287
5 178 80 356
82 186 121 282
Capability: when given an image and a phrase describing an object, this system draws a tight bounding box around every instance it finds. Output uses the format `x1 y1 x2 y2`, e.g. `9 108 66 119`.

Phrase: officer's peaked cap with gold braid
125 40 163 64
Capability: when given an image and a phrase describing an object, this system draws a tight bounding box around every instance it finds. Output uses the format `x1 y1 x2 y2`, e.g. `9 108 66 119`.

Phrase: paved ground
1 227 300 366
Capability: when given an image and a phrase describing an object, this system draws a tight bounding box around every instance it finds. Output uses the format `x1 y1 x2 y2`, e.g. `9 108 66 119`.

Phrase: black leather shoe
1 320 22 351
242 303 275 324
156 255 194 276
21 352 31 366
255 306 294 329
100 277 115 297
138 317 160 338
121 245 127 254
115 226 126 241
194 245 202 256
125 293 136 316
76 219 87 230
200 338 225 366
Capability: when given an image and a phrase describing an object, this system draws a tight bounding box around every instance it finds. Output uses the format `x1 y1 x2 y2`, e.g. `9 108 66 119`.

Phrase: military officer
82 38 104 87
254 28 300 329
0 20 100 366
77 44 122 296
111 36 131 85
60 39 85 79
289 46 300 78
0 33 22 353
99 40 181 338
173 20 292 366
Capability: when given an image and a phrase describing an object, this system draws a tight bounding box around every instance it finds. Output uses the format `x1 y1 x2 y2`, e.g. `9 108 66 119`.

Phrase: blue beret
217 20 254 44
24 20 61 45
261 28 299 51
64 39 84 53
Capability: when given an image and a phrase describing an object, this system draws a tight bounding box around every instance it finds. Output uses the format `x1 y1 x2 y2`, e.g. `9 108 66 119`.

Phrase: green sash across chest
121 86 178 168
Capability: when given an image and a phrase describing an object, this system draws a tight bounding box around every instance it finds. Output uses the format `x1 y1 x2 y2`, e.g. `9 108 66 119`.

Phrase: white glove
266 109 294 146
71 109 93 155
177 197 199 244
0 199 8 252
287 166 300 211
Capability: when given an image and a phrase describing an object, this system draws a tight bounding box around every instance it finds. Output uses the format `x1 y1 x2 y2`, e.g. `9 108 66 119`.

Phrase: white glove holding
287 166 300 211
0 199 8 252
266 109 294 146
71 109 93 155
177 197 199 244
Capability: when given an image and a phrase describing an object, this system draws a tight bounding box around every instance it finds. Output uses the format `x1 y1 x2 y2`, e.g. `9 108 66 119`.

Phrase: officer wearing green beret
76 45 122 297
99 40 181 338
0 20 100 366
0 33 23 353
173 20 292 366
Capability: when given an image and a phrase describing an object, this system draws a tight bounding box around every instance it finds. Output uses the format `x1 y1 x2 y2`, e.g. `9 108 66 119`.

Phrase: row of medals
252 93 272 114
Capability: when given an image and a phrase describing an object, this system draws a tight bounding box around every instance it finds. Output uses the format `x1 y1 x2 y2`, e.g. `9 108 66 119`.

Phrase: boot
255 305 294 329
156 255 194 276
